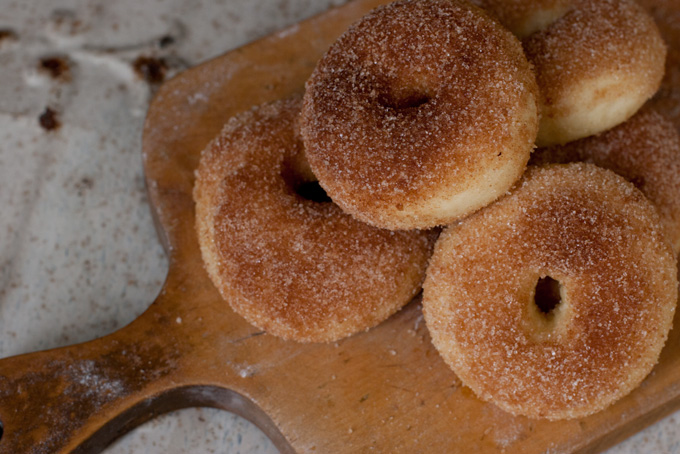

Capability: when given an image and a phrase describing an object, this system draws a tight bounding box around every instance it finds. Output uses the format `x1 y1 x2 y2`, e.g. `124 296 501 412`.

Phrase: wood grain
1 0 679 453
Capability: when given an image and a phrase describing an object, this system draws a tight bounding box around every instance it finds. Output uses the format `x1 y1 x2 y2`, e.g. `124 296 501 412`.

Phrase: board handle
0 300 295 454
0 304 192 454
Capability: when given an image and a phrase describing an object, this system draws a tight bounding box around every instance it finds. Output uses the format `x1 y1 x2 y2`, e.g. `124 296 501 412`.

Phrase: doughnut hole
524 274 572 343
294 181 331 203
534 276 561 315
377 80 436 111
281 153 331 204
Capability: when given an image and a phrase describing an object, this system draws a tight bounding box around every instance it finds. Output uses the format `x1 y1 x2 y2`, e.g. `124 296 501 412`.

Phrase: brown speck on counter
39 107 61 131
133 56 168 84
159 35 175 48
0 28 17 43
75 177 94 196
39 56 71 81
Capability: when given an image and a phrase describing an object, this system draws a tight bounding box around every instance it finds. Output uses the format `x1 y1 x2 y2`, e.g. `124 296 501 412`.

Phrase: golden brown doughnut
644 0 680 131
423 163 677 420
301 0 538 230
531 107 680 256
472 0 667 146
194 97 435 343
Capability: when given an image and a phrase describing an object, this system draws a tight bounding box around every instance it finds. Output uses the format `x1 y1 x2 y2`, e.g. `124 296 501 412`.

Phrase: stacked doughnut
470 0 667 146
194 0 679 420
301 0 539 229
194 97 435 342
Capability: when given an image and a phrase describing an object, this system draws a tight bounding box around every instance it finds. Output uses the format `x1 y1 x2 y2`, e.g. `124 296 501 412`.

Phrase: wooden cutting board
1 0 680 453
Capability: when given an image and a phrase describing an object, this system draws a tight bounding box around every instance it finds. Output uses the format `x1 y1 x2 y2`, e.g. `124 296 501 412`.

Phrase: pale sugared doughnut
301 0 539 230
423 163 677 420
472 0 667 146
531 107 680 256
193 97 435 343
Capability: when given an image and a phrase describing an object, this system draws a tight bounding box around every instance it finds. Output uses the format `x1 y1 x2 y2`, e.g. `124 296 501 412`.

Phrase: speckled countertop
0 0 679 453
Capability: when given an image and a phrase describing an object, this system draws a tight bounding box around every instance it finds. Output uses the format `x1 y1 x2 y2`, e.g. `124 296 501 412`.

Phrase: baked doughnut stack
194 0 679 420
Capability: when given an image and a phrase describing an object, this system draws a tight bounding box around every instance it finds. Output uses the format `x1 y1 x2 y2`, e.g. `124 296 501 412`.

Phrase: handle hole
0 418 4 442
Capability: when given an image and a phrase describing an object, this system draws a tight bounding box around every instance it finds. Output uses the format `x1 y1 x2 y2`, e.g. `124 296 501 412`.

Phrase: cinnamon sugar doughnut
644 0 680 130
194 97 435 343
472 0 667 146
423 164 677 419
531 107 680 255
301 0 539 230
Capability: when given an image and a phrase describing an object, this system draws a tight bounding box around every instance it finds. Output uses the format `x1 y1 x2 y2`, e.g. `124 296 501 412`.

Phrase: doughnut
644 0 680 131
300 0 539 230
423 163 677 419
193 97 435 343
531 107 680 256
471 0 667 146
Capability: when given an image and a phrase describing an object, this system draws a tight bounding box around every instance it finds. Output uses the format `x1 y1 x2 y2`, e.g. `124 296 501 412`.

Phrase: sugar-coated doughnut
423 164 677 420
301 0 538 230
472 0 667 146
193 97 435 343
531 107 680 256
644 0 680 131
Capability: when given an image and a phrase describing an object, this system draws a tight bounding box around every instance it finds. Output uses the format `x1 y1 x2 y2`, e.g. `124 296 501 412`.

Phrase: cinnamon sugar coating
473 0 666 146
423 164 677 420
194 97 435 342
531 107 680 256
470 0 572 37
301 0 538 230
644 0 680 131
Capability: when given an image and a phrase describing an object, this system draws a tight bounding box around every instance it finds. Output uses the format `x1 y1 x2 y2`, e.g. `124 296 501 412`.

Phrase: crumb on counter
39 56 71 81
38 107 61 131
132 56 168 84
